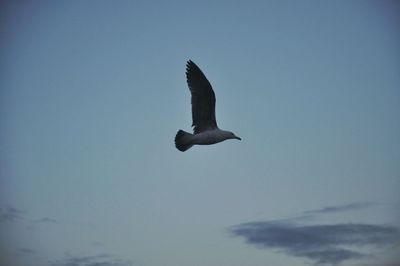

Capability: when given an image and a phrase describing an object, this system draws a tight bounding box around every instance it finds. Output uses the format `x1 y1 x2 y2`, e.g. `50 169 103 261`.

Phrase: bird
175 60 241 152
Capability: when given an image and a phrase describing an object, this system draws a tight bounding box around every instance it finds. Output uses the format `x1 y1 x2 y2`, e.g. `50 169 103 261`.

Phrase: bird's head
226 131 241 141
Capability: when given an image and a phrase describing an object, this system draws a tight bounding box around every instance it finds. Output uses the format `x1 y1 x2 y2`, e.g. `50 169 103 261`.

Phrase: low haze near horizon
1 1 399 266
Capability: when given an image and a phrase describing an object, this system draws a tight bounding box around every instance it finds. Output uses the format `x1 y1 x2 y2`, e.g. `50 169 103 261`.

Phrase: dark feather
186 60 218 134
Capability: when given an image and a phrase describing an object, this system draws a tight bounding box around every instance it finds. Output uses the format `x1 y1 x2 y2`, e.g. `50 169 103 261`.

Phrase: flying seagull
175 60 241 152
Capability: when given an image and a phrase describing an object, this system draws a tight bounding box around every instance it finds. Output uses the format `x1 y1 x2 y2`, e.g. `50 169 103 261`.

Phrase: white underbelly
193 130 225 145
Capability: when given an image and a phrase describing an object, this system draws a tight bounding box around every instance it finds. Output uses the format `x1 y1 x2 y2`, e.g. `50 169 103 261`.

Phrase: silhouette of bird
175 60 241 151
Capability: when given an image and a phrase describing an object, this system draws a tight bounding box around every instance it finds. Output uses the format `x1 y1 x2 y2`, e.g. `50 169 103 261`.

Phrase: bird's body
192 129 238 145
175 60 240 152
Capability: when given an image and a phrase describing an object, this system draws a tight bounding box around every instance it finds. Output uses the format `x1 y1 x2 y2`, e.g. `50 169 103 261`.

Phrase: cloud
35 217 58 224
229 216 400 265
15 247 36 257
50 254 133 266
17 248 35 254
0 206 25 223
0 205 59 227
303 202 375 215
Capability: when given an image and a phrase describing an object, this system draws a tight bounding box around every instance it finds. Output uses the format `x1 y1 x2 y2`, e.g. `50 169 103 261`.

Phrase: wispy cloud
303 202 375 215
15 247 36 256
0 206 25 223
17 248 35 254
228 203 400 265
35 217 58 224
50 254 133 266
0 205 58 226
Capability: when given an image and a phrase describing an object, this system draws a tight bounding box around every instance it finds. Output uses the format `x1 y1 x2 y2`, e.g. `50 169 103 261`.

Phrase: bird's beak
234 136 241 141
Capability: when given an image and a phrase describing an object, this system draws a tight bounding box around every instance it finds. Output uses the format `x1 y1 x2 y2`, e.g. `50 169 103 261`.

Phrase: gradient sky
1 1 399 266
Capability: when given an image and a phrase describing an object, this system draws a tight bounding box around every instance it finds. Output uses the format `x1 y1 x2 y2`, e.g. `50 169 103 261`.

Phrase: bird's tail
175 130 194 152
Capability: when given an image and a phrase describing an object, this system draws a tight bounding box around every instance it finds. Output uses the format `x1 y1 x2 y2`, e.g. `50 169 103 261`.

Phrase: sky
1 1 400 266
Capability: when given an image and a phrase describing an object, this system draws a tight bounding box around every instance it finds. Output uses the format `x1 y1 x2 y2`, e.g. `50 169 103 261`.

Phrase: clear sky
1 1 399 266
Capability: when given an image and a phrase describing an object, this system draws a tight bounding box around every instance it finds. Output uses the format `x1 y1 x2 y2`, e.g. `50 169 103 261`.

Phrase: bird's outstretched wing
186 60 218 134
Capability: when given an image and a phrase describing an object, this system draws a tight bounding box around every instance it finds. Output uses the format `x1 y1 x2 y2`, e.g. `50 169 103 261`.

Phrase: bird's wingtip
186 60 196 73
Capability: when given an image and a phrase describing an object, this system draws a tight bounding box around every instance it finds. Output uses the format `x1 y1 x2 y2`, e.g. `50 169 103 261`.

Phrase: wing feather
186 60 218 134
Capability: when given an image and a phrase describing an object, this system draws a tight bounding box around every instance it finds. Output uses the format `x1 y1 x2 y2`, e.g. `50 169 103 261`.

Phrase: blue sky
1 1 399 266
